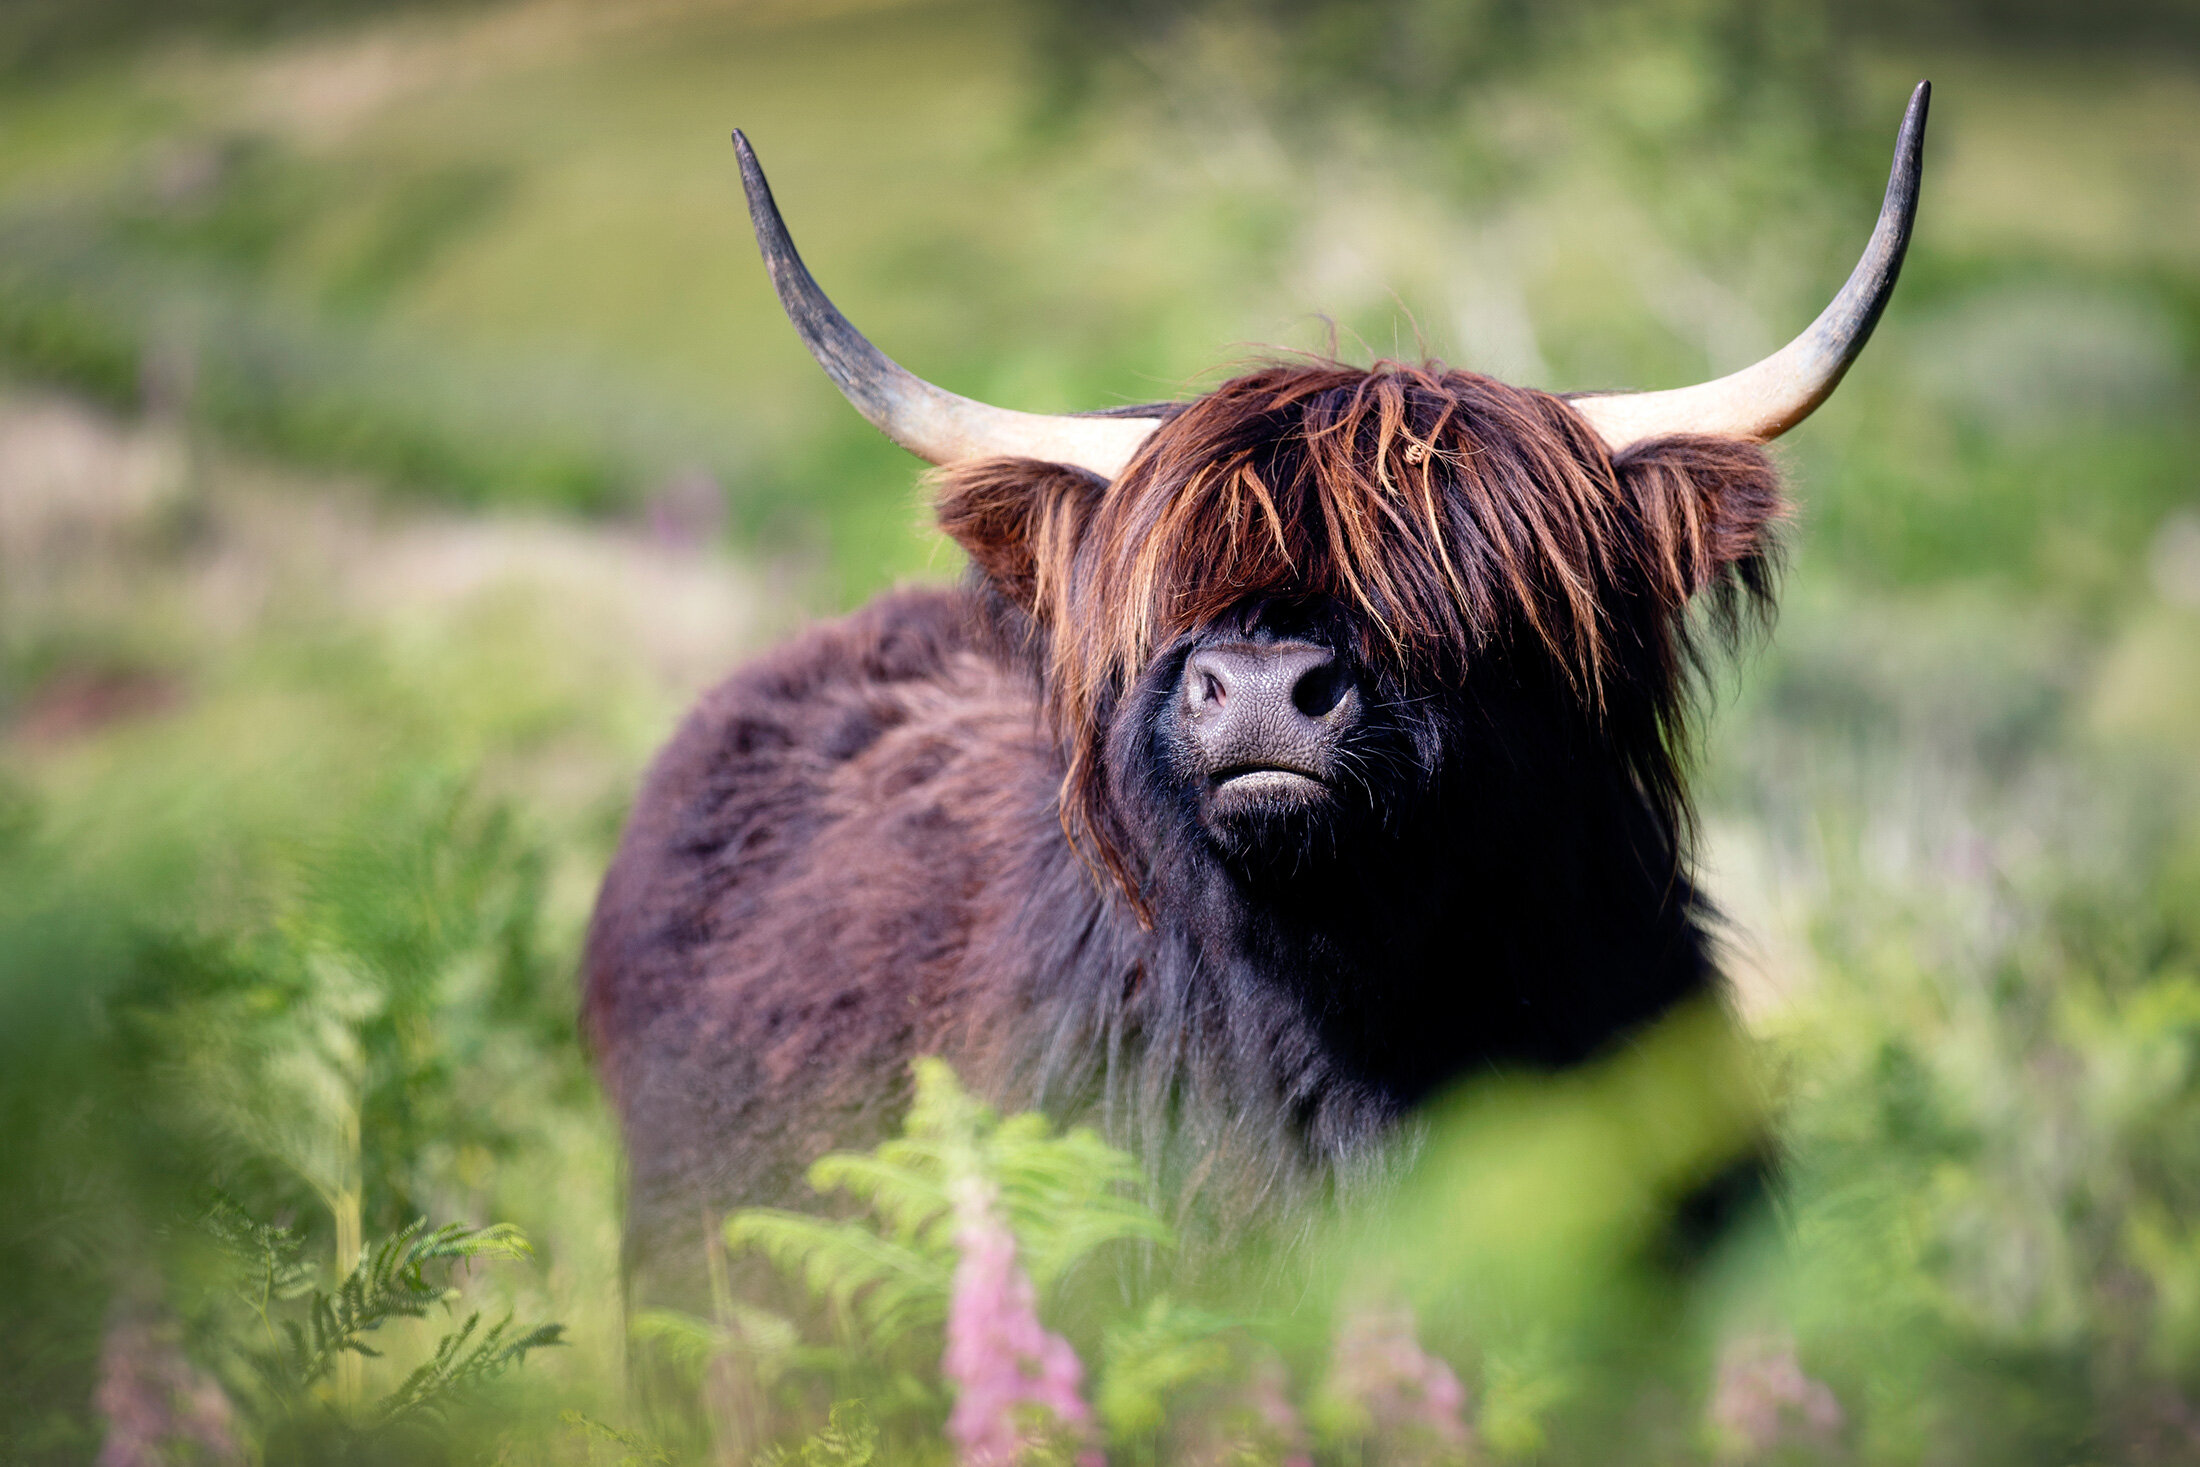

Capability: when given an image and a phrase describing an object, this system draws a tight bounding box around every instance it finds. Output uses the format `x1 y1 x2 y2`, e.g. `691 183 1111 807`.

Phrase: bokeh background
3 0 2198 1462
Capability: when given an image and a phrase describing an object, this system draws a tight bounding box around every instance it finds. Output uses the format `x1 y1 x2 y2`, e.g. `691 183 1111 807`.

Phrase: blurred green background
2 0 2197 1462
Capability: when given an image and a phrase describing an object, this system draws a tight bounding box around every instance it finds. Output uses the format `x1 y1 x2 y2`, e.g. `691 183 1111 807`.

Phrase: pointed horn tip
731 130 769 192
1898 82 1930 161
1887 81 1929 221
730 130 777 226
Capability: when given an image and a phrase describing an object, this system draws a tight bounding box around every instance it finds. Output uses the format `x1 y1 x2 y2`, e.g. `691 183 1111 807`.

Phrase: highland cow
585 87 1930 1311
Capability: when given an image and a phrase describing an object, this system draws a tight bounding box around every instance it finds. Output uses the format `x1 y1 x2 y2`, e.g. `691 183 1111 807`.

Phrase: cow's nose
1182 642 1358 777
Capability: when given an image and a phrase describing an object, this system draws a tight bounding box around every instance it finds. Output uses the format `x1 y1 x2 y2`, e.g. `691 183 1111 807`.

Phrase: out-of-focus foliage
755 1400 881 1467
0 0 509 82
1030 0 2200 132
0 0 2196 1463
191 1203 563 1457
0 744 610 1461
0 402 667 1458
1728 676 2200 1461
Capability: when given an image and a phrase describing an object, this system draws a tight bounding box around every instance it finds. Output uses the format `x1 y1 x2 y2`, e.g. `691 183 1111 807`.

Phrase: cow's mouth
1210 765 1328 800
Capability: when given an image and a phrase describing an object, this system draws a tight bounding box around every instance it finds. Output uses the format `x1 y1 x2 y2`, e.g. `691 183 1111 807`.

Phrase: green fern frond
560 1410 679 1467
630 1302 804 1391
755 1399 879 1467
726 1058 1172 1362
994 1126 1171 1291
1096 1298 1241 1442
411 1219 535 1263
202 1194 316 1306
202 1201 563 1445
628 1307 731 1378
804 1153 955 1246
373 1312 567 1427
727 1209 952 1338
281 1215 486 1387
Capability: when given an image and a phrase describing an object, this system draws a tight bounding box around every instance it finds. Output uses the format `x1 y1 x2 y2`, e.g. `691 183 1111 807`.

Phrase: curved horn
734 131 1162 479
1569 81 1929 452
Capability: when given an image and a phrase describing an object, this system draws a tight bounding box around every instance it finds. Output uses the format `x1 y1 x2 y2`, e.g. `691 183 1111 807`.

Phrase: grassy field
2 1 2197 1462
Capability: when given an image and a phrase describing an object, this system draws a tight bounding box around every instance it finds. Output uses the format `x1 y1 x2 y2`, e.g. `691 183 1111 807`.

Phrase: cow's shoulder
582 585 1048 1080
666 583 1039 806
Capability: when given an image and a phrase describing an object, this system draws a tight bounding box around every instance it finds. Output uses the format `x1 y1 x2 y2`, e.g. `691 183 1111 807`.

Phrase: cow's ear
1609 435 1787 607
932 457 1105 617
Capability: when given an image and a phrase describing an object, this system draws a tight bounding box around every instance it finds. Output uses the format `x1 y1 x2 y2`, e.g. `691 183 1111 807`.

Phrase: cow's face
936 361 1786 911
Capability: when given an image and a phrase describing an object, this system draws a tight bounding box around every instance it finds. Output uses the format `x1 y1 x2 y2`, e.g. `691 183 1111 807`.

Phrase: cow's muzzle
1182 641 1359 807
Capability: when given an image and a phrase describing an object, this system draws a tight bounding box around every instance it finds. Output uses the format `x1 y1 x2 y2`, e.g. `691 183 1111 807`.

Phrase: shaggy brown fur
588 358 1785 1317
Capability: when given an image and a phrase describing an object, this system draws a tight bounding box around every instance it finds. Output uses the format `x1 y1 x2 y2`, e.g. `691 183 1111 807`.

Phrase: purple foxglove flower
1178 1351 1314 1467
1244 1354 1315 1467
96 1310 239 1467
942 1174 1102 1467
1707 1332 1843 1461
1324 1303 1475 1467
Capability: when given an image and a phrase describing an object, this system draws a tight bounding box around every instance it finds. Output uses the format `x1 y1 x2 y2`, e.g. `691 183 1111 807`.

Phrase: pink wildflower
942 1174 1102 1467
1324 1303 1476 1467
1179 1352 1314 1467
1242 1354 1315 1467
95 1309 239 1467
1707 1332 1843 1461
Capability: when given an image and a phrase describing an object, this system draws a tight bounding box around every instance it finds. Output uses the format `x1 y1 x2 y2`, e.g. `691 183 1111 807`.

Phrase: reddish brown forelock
1069 363 1626 721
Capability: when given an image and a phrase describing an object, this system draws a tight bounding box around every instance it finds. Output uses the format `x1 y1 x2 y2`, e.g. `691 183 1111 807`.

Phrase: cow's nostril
1291 660 1348 719
1205 672 1227 708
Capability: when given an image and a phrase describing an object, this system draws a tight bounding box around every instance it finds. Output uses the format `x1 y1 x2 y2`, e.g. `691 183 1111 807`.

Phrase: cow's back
584 586 1059 1303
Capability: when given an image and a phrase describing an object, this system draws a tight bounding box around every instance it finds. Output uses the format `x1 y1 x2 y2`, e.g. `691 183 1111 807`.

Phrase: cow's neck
1013 742 1716 1235
1134 799 1715 1178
